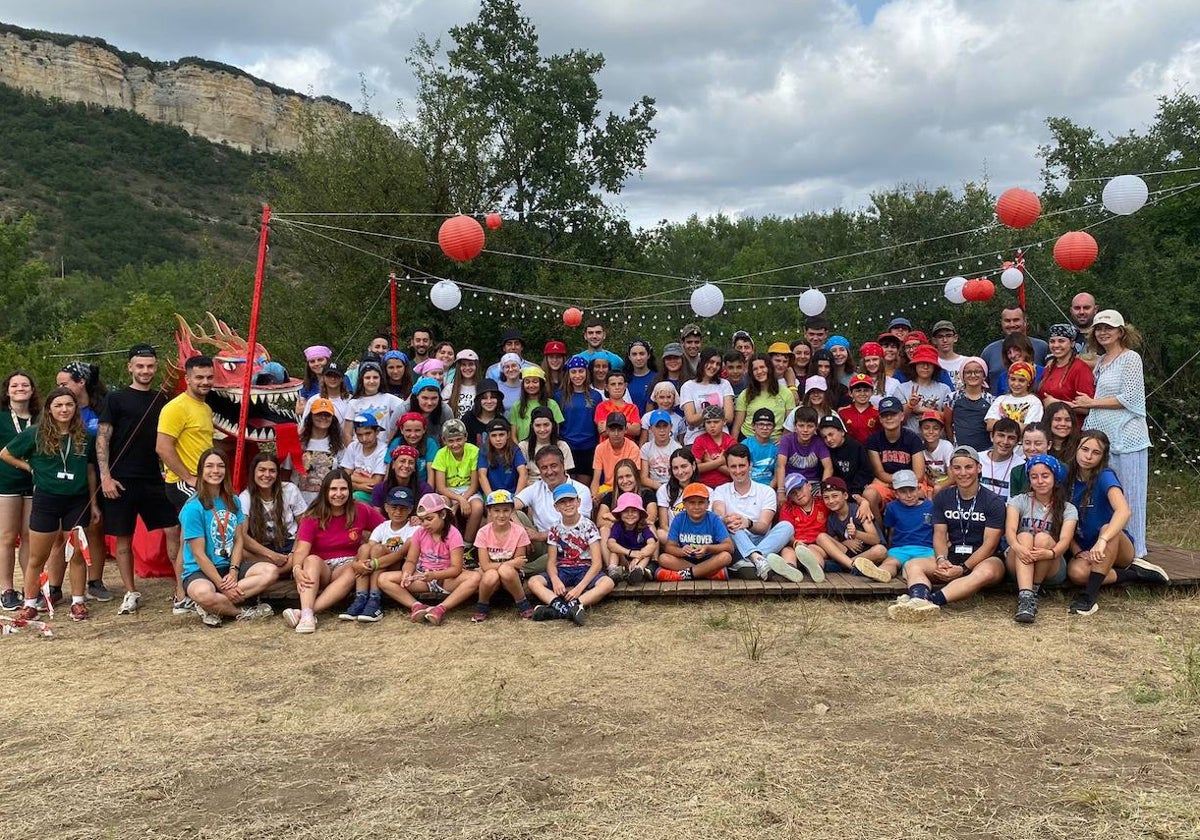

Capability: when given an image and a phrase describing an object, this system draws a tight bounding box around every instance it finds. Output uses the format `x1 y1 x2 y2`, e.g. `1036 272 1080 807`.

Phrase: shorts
887 545 935 566
165 481 196 515
104 478 179 536
538 564 597 591
868 480 897 506
324 555 357 570
182 561 255 593
29 490 90 534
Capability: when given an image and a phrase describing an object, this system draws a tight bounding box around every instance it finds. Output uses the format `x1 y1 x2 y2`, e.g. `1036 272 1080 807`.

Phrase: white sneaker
281 608 301 628
197 608 222 627
853 556 892 582
753 557 771 581
887 597 940 623
766 553 806 583
116 591 142 615
793 545 825 582
236 603 274 622
295 614 317 634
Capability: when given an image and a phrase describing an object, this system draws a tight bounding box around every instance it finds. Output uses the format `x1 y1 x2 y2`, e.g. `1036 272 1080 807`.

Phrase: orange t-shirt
592 437 642 484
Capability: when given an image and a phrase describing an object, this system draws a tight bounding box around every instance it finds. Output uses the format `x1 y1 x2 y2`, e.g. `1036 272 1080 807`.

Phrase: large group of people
0 292 1170 631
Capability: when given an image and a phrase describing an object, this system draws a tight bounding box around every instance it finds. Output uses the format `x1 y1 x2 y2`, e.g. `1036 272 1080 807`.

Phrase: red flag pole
389 271 398 349
1015 249 1027 309
234 204 271 492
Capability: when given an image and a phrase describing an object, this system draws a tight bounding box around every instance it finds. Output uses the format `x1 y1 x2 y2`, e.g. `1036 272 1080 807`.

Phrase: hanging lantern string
1067 165 1200 183
272 207 610 219
332 278 392 365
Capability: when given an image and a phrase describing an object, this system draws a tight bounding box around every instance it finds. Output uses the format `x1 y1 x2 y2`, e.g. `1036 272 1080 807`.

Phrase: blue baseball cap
888 317 912 330
784 473 809 494
385 486 415 507
552 483 580 503
877 396 904 415
353 412 383 429
647 408 673 427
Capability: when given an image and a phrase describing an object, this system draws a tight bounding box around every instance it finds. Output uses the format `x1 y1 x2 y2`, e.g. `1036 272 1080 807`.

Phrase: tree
407 0 658 233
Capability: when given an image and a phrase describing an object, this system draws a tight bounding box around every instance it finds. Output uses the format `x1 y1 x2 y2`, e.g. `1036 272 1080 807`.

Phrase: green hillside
0 82 275 276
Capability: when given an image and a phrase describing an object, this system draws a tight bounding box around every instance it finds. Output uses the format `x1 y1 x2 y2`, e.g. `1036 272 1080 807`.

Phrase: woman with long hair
1004 454 1077 623
0 371 39 610
284 468 385 633
345 360 405 444
1045 400 1081 464
1 387 99 622
296 398 346 505
555 356 602 483
297 344 332 415
238 453 308 575
650 343 687 410
444 349 480 419
181 449 278 626
623 340 658 412
733 354 795 441
370 443 433 510
655 448 698 544
1038 324 1094 419
542 340 569 396
679 348 734 446
382 350 413 400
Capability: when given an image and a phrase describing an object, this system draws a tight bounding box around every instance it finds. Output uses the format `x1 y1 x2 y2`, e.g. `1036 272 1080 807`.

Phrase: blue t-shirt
744 436 779 485
951 392 993 452
778 434 830 483
180 496 243 578
554 388 604 449
1072 468 1122 549
668 509 730 549
626 371 656 413
477 446 527 493
866 427 924 475
884 498 934 548
82 405 100 437
385 436 439 484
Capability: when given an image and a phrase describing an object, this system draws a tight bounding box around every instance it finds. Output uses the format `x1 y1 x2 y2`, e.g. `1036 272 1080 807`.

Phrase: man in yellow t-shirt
155 355 215 613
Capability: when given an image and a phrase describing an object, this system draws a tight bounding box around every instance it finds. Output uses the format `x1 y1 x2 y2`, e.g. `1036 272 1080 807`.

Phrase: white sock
72 596 86 605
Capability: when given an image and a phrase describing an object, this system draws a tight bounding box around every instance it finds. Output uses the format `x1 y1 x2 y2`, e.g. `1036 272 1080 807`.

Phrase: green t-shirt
507 399 565 443
0 412 35 495
431 442 480 489
4 427 95 497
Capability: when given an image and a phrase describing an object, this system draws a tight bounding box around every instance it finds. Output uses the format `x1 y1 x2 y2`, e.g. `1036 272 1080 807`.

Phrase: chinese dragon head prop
170 315 302 464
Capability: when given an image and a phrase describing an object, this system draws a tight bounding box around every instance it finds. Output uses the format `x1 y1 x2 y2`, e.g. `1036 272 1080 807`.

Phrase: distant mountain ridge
0 21 351 152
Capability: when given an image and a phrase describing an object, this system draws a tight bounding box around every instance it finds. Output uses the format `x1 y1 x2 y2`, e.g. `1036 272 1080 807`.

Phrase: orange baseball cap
682 482 710 500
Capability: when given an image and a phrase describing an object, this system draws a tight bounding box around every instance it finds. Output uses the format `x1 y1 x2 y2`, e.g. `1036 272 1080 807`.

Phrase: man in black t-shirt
888 445 1005 622
97 344 176 615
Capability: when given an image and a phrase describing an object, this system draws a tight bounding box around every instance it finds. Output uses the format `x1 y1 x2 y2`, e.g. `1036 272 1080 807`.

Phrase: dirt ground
4 571 1199 840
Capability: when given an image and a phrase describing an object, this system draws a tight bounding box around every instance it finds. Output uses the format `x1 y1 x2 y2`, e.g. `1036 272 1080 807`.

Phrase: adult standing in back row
980 306 1049 393
1077 310 1150 559
97 345 175 615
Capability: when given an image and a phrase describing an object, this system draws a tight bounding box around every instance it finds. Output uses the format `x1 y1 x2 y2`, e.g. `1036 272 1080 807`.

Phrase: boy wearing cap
931 320 966 392
838 373 880 444
693 403 736 488
431 418 484 542
529 483 611 624
342 486 419 622
817 477 890 579
661 483 734 581
879 469 933 582
591 412 643 499
819 414 874 498
473 489 534 621
919 410 954 493
679 325 704 376
863 396 926 522
777 474 829 581
745 408 780 487
340 414 388 501
712 445 800 582
889 446 1006 621
640 409 682 490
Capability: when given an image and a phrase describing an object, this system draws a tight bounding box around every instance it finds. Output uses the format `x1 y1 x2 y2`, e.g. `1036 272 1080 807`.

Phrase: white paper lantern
944 276 967 304
1000 267 1024 290
430 279 462 311
690 283 724 318
1102 174 1148 216
798 288 826 316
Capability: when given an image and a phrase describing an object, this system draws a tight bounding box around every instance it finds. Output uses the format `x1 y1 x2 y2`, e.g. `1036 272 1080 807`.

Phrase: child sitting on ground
472 489 534 622
528 483 613 625
606 492 659 584
880 469 933 584
659 483 734 581
815 477 890 579
778 473 829 581
339 486 418 622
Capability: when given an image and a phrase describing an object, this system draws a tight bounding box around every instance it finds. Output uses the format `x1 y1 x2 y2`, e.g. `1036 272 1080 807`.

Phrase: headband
304 345 333 361
1025 453 1066 484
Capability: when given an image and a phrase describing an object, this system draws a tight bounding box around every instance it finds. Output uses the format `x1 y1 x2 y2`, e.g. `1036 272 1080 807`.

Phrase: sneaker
424 604 447 626
853 556 892 582
793 545 825 582
607 565 626 584
627 566 647 585
281 607 301 628
116 591 141 615
678 567 695 580
766 553 806 583
1014 591 1037 624
653 567 683 582
471 607 490 623
358 593 383 623
409 602 431 623
1 589 19 610
753 558 771 581
531 604 560 621
70 602 90 622
197 607 222 627
729 564 759 580
1069 594 1099 616
1129 558 1170 584
519 606 535 619
236 603 274 622
339 592 369 621
893 593 912 605
567 601 587 626
172 597 196 615
295 614 317 634
86 580 114 602
15 604 38 622
887 597 940 623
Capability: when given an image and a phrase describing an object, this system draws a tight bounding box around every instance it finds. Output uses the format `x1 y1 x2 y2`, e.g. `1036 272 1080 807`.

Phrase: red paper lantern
1053 231 1098 272
438 215 486 262
485 212 503 230
996 188 1041 229
563 307 583 328
974 278 995 301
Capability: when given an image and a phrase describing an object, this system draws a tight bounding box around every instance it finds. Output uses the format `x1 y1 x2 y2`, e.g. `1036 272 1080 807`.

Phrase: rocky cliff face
0 27 351 153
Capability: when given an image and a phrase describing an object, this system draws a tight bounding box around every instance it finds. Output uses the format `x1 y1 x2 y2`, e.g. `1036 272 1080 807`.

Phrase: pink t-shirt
295 502 385 560
412 525 465 573
474 522 531 562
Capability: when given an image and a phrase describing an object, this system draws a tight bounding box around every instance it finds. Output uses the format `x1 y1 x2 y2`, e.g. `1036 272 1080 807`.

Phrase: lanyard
59 436 73 475
11 411 29 433
955 489 978 544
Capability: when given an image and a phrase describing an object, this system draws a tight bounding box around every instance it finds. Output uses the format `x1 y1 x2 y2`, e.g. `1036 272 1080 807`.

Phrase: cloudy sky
3 0 1198 229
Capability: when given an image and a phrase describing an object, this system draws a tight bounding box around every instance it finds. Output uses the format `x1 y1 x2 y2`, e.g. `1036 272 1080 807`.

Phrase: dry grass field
3 471 1199 839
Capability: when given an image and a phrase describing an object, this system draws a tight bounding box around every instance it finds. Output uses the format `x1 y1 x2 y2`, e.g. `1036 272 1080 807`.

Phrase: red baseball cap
544 340 567 356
